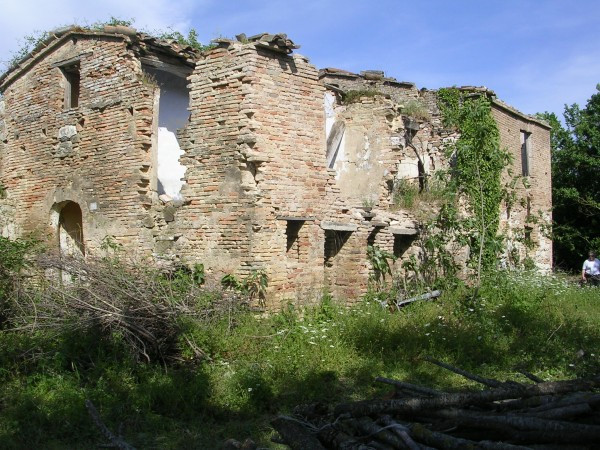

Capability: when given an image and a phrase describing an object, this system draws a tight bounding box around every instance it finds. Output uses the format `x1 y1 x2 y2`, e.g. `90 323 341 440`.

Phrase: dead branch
85 400 136 450
423 356 506 388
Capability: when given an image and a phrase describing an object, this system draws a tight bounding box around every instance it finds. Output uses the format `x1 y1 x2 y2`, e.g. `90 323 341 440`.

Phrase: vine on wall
437 88 510 279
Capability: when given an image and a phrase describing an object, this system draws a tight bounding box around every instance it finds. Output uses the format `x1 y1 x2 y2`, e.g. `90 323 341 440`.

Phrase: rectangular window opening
524 226 533 245
286 220 304 258
393 234 415 259
62 64 80 109
324 230 351 266
520 131 531 177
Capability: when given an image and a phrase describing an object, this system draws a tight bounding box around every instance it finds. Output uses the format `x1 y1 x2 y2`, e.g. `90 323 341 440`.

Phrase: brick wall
0 33 157 256
493 104 552 271
0 30 554 308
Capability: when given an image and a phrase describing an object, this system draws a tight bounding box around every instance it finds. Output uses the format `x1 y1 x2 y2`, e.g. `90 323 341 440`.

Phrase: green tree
537 84 600 271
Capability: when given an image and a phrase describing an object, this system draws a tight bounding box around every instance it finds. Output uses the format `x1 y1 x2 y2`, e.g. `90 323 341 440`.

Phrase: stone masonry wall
0 33 158 256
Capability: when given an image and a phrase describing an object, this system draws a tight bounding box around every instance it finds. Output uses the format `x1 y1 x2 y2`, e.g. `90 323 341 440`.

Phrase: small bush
342 89 382 104
402 99 431 121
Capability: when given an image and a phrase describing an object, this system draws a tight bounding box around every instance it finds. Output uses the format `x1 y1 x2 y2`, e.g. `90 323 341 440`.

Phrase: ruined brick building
0 26 552 305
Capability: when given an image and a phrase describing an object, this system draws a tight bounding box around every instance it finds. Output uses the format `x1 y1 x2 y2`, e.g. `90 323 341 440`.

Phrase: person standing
582 251 600 286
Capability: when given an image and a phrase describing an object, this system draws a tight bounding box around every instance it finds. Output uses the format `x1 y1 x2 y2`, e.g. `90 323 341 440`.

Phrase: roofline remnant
0 25 201 91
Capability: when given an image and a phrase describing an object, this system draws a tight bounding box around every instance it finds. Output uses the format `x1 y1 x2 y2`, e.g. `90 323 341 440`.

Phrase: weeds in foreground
0 262 598 448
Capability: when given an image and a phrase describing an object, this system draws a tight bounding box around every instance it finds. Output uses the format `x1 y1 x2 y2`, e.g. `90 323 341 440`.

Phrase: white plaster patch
324 92 336 138
157 127 186 199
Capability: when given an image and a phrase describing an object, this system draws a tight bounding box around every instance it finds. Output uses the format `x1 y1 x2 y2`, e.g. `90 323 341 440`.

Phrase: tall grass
0 269 599 448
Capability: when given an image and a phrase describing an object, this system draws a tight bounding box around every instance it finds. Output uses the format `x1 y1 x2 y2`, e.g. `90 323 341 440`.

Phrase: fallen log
271 416 326 450
405 422 532 450
429 408 600 444
395 290 441 308
375 377 444 397
423 356 507 388
334 377 600 418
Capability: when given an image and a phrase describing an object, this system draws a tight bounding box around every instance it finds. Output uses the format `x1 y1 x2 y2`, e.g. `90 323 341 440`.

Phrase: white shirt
583 258 600 276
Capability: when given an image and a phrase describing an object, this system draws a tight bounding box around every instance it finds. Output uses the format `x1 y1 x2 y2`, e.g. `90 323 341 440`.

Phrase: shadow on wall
51 201 85 256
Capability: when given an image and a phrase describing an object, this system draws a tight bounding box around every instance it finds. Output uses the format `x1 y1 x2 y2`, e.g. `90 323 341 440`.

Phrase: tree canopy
538 84 600 271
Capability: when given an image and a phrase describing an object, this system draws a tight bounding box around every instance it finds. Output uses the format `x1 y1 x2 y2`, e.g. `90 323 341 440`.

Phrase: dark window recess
62 64 80 109
58 201 85 256
520 131 531 176
367 228 381 247
324 230 351 266
286 220 304 257
417 159 426 192
393 234 415 259
524 226 533 244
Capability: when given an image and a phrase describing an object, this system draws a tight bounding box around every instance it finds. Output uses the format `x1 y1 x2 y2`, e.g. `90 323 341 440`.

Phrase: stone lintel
321 221 358 232
276 215 315 221
370 222 388 228
389 227 417 235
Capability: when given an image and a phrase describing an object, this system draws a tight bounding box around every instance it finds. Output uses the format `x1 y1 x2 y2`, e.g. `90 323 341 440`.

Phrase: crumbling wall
0 96 17 238
0 32 158 255
171 38 336 305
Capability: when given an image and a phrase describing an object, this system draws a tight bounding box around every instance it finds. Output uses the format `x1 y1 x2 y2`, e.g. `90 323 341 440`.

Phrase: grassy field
0 271 599 448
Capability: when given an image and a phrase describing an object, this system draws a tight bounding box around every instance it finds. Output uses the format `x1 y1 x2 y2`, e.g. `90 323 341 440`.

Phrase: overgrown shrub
342 89 382 104
8 254 246 362
402 99 431 121
0 236 36 326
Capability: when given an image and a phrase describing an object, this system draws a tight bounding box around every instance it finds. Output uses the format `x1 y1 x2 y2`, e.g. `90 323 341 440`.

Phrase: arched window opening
57 202 85 257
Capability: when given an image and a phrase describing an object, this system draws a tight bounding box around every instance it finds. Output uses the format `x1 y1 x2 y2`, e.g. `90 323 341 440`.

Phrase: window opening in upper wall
143 66 190 200
520 131 531 177
62 64 80 109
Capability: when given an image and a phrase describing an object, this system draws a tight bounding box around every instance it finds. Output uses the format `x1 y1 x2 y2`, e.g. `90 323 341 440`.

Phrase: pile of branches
7 253 246 362
271 358 600 449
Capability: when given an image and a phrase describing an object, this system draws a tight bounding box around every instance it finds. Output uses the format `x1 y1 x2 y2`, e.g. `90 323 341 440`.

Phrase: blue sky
1 0 599 117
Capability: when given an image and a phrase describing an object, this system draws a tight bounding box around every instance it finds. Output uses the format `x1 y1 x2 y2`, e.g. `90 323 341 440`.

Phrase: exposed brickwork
0 32 158 256
493 103 552 271
0 28 553 307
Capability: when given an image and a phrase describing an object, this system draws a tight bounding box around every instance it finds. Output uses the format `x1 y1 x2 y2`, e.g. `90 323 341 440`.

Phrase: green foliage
437 88 510 275
221 270 268 304
393 178 419 209
342 89 382 104
392 176 447 212
4 30 50 72
221 273 242 290
2 18 213 75
90 16 134 29
367 245 396 284
537 84 600 271
153 27 214 52
402 99 431 121
0 236 36 311
1 272 598 447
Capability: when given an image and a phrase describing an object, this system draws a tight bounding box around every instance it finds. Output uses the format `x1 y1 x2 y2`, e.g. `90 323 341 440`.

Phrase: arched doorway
53 201 85 257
